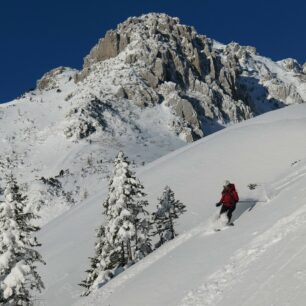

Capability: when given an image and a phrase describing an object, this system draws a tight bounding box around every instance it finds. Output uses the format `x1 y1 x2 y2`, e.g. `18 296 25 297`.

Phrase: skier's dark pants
219 204 236 223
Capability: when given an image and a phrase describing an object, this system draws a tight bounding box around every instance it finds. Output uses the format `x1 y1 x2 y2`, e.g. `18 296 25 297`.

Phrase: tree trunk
127 239 133 262
169 214 175 239
121 242 125 265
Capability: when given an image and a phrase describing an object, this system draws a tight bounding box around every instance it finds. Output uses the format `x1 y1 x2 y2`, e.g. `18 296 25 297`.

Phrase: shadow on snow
232 198 258 222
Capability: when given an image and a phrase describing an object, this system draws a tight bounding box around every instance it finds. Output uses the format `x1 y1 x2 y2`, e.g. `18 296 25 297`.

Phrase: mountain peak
121 12 182 28
70 12 305 142
79 12 199 73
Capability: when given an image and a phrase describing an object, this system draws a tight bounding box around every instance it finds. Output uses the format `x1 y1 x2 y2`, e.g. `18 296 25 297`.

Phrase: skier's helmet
224 180 231 187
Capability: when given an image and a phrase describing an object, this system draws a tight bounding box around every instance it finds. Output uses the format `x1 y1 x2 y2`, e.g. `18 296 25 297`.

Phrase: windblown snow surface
38 104 306 306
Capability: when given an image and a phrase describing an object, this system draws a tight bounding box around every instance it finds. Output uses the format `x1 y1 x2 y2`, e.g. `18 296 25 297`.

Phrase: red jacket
220 184 239 208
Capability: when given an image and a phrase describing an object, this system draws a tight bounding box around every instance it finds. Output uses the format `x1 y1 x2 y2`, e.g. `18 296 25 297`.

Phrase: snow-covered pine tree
79 225 119 296
133 199 152 260
80 151 151 295
152 186 186 248
0 174 45 305
103 151 151 264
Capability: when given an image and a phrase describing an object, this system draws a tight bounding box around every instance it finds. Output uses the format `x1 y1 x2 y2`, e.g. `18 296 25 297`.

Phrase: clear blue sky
1 0 305 103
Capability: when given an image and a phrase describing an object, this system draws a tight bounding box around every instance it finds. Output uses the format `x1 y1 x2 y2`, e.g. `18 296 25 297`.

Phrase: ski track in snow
263 164 306 201
239 243 306 306
273 173 306 192
76 212 230 305
179 203 306 306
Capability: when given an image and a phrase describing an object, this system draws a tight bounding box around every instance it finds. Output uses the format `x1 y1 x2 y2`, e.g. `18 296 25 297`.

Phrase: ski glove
216 202 221 207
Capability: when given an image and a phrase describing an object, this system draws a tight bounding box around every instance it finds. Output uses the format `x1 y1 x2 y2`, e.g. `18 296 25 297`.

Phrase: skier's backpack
230 184 239 203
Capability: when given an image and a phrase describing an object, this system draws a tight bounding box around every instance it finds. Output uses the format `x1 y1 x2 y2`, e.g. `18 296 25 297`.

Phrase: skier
216 180 239 225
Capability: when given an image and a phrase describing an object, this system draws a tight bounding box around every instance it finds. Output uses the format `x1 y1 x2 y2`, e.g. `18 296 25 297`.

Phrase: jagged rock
278 58 302 73
77 14 236 94
158 82 178 96
164 92 204 141
140 70 159 88
123 85 160 107
266 80 304 104
83 31 129 67
64 119 97 140
223 42 305 107
37 67 66 90
114 86 127 99
63 96 132 140
63 13 306 140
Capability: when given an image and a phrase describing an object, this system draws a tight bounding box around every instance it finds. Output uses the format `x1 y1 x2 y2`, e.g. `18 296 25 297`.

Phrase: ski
214 222 234 232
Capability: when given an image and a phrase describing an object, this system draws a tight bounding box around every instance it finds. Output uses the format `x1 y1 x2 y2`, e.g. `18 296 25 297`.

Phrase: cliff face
72 13 305 140
73 14 248 140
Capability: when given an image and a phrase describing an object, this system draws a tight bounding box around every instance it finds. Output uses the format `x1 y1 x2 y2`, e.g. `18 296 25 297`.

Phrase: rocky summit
0 13 305 222
39 13 306 142
75 13 305 140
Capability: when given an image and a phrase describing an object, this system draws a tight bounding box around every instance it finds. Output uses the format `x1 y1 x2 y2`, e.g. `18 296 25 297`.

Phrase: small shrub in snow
247 183 258 190
65 93 73 101
152 186 186 248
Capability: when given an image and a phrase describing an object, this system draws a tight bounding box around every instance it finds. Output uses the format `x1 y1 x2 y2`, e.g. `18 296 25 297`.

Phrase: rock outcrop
37 67 75 91
71 14 305 141
74 14 257 141
39 13 305 142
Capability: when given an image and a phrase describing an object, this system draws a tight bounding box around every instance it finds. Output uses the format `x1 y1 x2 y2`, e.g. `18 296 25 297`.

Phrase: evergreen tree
79 226 118 296
0 174 45 305
80 151 151 295
103 151 151 264
133 199 152 260
152 186 186 248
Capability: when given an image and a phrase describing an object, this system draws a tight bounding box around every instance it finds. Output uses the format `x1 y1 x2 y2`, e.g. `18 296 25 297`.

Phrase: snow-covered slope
37 104 306 306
